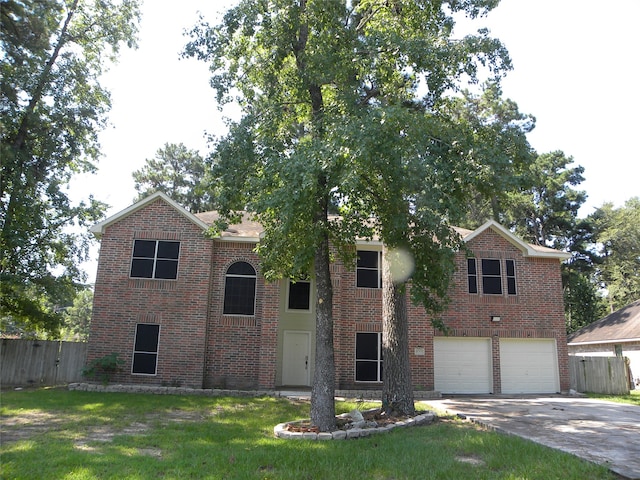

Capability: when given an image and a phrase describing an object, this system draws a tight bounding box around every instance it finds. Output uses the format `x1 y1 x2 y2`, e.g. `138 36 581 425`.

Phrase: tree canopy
0 0 140 336
186 0 513 428
132 142 214 213
590 198 640 312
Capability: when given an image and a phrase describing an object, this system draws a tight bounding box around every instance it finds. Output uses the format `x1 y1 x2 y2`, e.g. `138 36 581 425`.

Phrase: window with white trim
223 261 257 315
467 258 517 296
355 332 382 382
357 250 382 288
287 280 311 310
130 240 180 280
481 259 502 294
132 323 160 375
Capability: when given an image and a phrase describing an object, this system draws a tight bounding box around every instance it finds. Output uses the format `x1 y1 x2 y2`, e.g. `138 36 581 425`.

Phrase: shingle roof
195 211 263 240
567 299 640 344
90 193 569 260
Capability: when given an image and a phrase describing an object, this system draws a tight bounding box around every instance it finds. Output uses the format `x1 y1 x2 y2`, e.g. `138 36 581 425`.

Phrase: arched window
223 261 257 315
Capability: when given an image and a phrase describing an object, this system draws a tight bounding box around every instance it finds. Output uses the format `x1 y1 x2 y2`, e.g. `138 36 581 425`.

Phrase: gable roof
90 191 210 238
567 299 640 345
461 220 571 260
90 195 570 259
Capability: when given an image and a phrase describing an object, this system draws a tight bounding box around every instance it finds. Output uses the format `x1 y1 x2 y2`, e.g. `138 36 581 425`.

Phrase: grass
587 388 640 406
0 388 617 480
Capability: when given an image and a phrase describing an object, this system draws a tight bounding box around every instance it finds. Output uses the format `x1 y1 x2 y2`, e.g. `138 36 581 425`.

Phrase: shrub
82 353 124 385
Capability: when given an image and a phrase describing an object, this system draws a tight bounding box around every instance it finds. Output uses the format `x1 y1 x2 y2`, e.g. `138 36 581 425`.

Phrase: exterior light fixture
491 315 501 322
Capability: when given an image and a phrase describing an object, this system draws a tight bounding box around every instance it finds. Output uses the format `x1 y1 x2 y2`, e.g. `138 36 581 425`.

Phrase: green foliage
443 82 536 225
186 0 513 312
132 142 215 213
505 151 587 249
186 0 515 427
82 353 124 384
590 198 640 310
0 0 140 334
60 288 93 341
564 268 607 334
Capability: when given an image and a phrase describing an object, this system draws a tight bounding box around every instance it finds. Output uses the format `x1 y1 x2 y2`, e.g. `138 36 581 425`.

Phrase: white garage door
500 339 560 394
434 337 492 394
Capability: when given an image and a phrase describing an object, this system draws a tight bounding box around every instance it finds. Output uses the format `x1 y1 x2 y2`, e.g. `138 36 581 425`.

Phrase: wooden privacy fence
569 355 630 395
1 339 88 387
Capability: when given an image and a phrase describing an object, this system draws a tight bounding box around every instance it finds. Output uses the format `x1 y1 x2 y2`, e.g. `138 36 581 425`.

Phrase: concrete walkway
423 396 640 479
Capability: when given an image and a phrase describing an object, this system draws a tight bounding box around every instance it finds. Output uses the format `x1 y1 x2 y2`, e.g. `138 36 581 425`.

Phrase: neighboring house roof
567 299 640 345
90 193 570 260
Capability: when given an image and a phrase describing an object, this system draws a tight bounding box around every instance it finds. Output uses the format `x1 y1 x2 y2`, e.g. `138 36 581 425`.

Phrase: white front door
282 331 311 386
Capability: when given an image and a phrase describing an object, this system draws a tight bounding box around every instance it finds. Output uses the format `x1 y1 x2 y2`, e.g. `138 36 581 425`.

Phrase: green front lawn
1 388 616 479
587 389 640 406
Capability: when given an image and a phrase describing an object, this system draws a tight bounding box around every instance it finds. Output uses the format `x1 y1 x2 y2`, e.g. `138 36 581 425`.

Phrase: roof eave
217 236 260 243
90 192 209 238
464 220 571 260
568 338 640 346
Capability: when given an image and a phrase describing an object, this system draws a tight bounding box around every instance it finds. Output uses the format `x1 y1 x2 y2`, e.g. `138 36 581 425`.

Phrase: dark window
505 259 516 295
130 240 180 280
357 250 381 288
288 280 311 310
355 332 382 382
132 324 160 375
467 258 478 294
481 259 502 294
223 261 257 315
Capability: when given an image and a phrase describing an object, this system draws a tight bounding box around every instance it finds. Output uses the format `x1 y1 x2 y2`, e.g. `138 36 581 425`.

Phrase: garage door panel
434 338 492 394
500 339 559 394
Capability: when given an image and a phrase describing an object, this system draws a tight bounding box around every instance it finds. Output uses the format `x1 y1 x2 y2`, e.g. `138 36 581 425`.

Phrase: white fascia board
568 338 640 346
464 220 571 260
90 191 209 237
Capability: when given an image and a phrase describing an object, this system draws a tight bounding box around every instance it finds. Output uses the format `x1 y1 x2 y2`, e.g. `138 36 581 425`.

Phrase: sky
71 0 639 281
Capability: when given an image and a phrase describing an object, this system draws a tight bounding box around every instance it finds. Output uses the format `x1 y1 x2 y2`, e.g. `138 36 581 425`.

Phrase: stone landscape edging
273 410 436 440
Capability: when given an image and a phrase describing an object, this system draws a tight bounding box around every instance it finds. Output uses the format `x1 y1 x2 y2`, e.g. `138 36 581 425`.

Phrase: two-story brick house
87 191 571 394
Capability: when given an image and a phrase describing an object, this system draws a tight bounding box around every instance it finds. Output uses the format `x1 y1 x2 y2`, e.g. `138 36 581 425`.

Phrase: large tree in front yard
185 0 511 428
0 0 140 336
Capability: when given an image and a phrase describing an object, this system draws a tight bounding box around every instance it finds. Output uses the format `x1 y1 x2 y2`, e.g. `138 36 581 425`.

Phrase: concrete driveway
423 396 640 479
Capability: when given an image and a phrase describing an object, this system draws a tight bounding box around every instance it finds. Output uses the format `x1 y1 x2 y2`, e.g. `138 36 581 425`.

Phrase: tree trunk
381 245 415 416
310 229 336 431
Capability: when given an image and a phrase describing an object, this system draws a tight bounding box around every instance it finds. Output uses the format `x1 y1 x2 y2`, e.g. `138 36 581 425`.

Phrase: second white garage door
434 337 492 394
500 339 560 394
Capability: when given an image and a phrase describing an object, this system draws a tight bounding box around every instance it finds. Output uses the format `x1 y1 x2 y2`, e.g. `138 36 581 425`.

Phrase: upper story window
482 259 502 294
357 250 382 288
467 258 517 296
130 240 180 280
288 280 311 311
223 261 257 315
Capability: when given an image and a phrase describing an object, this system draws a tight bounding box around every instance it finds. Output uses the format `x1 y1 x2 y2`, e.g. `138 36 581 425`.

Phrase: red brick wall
88 199 212 388
446 229 570 392
331 228 569 392
90 206 569 392
203 241 270 389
